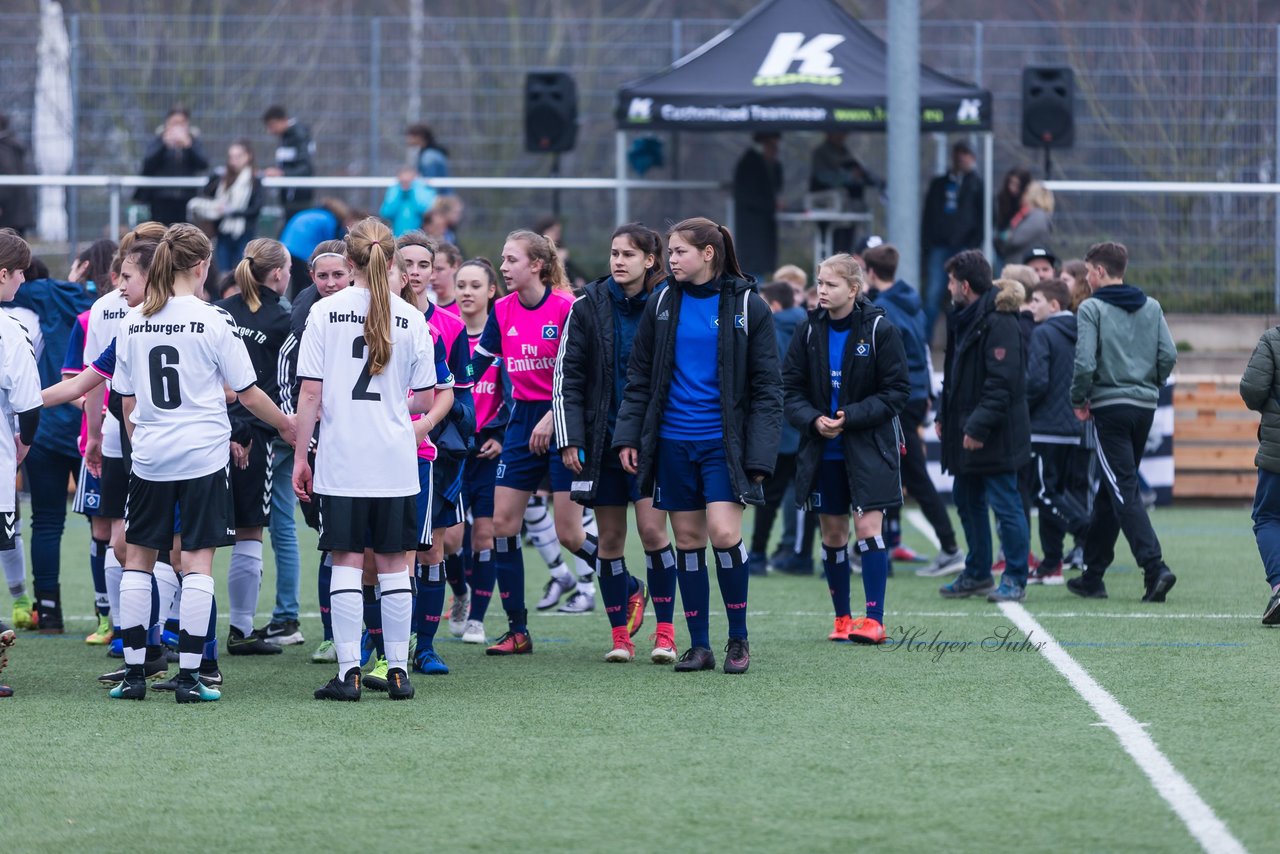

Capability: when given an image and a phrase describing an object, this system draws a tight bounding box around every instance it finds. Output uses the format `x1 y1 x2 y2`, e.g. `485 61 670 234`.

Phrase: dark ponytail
611 222 666 293
668 217 744 283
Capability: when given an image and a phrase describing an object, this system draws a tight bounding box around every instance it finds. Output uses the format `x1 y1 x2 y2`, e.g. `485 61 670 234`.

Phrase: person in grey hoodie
1068 242 1177 603
1238 325 1280 624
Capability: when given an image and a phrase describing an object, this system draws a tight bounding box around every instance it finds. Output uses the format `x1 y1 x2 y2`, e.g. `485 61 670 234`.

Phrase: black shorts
0 510 15 550
317 493 417 555
230 431 274 528
126 468 236 552
98 455 128 519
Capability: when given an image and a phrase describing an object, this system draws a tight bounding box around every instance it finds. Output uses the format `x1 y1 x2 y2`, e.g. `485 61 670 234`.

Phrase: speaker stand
551 153 562 217
1043 145 1053 180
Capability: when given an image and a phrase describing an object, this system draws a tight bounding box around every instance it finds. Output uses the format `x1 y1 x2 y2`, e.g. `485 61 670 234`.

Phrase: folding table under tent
612 0 996 259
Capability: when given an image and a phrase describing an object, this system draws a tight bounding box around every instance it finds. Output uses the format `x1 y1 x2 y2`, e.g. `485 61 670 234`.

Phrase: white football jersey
83 289 131 459
297 287 435 497
113 296 257 482
0 313 43 512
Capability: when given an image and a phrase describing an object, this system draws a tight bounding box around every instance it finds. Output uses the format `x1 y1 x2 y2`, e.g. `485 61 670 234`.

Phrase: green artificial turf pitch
1 503 1273 853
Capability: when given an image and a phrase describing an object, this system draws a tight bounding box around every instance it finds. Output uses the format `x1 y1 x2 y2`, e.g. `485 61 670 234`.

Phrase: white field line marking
999 601 1248 854
57 610 1262 622
903 509 941 550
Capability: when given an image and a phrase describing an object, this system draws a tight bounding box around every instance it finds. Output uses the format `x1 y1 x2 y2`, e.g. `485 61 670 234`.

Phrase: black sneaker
199 663 223 686
1263 586 1280 626
34 590 63 635
227 626 283 656
108 665 148 700
1067 574 1108 599
98 654 168 687
673 646 716 672
173 670 221 703
939 574 996 599
723 638 750 674
386 667 415 700
260 619 305 646
1142 566 1177 603
314 670 361 701
154 665 221 691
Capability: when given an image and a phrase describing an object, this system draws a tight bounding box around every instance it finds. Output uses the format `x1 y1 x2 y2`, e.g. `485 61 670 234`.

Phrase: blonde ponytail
346 217 396 376
146 223 210 316
233 238 289 313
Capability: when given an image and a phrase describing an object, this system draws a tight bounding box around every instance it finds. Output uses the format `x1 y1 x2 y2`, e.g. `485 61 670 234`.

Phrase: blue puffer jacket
772 305 807 454
869 280 930 403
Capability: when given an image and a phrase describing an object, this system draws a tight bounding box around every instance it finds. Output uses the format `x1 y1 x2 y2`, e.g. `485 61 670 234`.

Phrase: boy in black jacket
1025 280 1089 585
783 255 909 644
936 251 1032 603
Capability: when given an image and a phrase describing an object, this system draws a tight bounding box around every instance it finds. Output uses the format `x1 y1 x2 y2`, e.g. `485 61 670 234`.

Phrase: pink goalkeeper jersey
475 287 574 402
466 331 503 431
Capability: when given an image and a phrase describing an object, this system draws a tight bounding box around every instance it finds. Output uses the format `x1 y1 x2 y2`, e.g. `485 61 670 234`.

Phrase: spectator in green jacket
1068 241 1177 604
1239 325 1280 624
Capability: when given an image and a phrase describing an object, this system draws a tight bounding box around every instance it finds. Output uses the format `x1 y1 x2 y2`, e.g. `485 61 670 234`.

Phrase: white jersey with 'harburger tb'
297 287 435 498
0 313 43 512
112 295 257 482
83 288 131 459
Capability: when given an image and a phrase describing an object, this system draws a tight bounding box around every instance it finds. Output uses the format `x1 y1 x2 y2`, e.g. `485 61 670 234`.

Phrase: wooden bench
1173 376 1259 499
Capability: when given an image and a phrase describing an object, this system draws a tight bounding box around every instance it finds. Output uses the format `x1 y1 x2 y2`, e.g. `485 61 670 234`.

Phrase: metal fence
1 12 1277 311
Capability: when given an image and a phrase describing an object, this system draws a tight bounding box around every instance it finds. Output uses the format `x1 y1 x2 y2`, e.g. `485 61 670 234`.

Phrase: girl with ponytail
109 222 293 704
464 229 585 656
215 238 295 653
552 223 677 663
613 217 783 675
292 217 443 701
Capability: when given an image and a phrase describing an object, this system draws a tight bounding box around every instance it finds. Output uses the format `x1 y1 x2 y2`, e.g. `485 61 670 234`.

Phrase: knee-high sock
105 546 122 629
413 562 447 650
823 544 852 619
494 535 526 632
226 540 264 635
523 497 564 574
598 556 629 630
468 548 496 622
178 574 215 673
3 531 26 598
645 546 677 626
153 561 181 630
363 584 384 658
444 549 466 596
330 565 364 679
857 535 889 624
318 552 333 641
203 594 219 663
714 541 749 640
379 568 413 673
118 569 153 666
573 533 598 590
89 537 109 617
675 548 710 650
146 574 162 649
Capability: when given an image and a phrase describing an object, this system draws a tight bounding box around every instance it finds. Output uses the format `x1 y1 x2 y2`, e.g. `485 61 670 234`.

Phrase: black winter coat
733 148 782 275
553 277 650 503
0 131 34 232
1026 312 1082 440
939 280 1031 475
783 300 911 512
922 170 984 250
613 274 783 506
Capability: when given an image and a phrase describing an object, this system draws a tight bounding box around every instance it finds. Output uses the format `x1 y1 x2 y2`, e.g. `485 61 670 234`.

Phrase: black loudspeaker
1021 66 1075 149
524 71 578 154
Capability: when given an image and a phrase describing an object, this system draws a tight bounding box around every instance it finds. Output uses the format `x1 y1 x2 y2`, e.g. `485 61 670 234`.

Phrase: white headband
310 252 347 266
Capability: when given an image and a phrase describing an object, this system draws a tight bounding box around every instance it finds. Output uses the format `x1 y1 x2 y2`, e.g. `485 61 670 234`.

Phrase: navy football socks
676 548 710 649
858 536 888 624
823 544 852 618
714 541 750 640
645 546 677 625
598 556 630 630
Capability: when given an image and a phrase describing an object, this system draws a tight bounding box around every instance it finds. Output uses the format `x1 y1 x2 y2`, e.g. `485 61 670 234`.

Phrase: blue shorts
593 465 643 507
495 400 573 494
464 454 499 519
72 456 102 516
809 459 854 516
416 459 463 548
654 439 736 511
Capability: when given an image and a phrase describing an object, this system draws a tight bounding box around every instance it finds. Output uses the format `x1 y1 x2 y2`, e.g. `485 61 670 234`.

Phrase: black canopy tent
611 0 995 255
